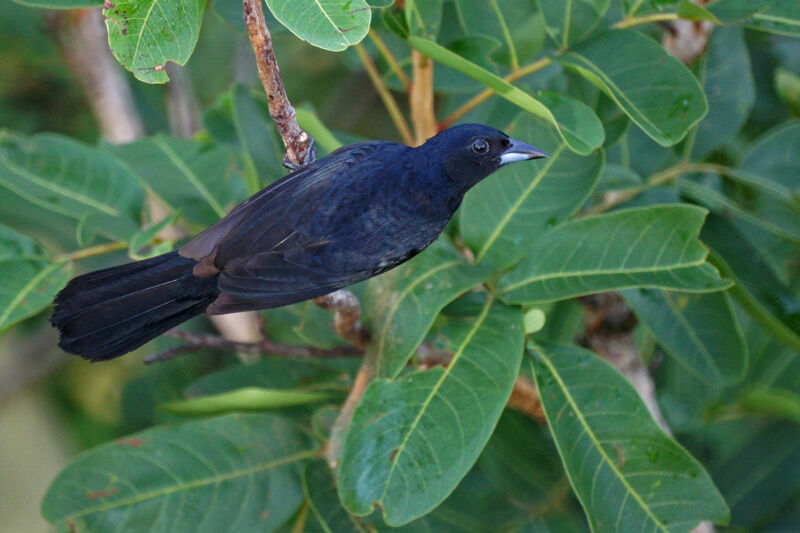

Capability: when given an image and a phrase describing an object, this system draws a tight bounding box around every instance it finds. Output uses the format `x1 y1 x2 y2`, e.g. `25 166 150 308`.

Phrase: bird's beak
499 138 548 165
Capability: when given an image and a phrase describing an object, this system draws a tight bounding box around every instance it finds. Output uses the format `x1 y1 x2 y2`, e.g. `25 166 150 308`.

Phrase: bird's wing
178 141 409 314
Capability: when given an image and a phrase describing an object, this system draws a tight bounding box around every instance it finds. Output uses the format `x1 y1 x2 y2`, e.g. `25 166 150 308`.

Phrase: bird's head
421 123 548 189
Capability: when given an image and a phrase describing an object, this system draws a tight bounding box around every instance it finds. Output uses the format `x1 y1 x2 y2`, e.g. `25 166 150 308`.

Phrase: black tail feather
51 251 219 362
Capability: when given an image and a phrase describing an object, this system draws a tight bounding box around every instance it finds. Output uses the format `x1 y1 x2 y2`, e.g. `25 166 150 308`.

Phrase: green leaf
265 0 371 51
161 387 331 415
622 289 747 386
339 297 524 526
529 343 730 532
738 386 800 423
499 205 730 304
108 135 247 228
364 240 489 378
740 120 800 192
405 0 443 39
701 214 800 351
676 176 800 246
128 212 180 260
709 0 800 38
538 0 611 47
42 413 312 532
689 28 755 159
0 225 71 332
103 0 208 84
459 117 604 269
408 37 604 154
775 68 800 115
304 461 369 532
455 0 545 69
558 29 708 146
676 1 721 24
12 0 102 7
296 107 343 153
0 132 143 242
709 421 800 529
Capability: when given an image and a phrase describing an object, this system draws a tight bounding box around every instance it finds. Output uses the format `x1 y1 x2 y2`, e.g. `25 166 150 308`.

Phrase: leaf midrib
475 144 567 262
373 259 462 365
535 348 669 531
151 137 227 218
58 448 317 523
380 296 494 502
0 151 120 217
0 261 66 326
501 258 708 292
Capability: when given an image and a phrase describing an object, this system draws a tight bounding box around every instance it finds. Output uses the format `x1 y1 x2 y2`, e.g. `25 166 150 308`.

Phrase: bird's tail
51 251 219 362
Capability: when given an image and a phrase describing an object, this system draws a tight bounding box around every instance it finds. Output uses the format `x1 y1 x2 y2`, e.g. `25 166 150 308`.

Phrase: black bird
51 124 547 361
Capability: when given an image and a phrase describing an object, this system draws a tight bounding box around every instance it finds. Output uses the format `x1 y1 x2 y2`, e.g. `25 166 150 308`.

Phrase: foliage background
0 0 799 531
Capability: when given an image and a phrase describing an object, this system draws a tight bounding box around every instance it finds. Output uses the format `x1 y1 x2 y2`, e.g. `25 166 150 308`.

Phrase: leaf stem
54 241 128 262
355 44 414 146
585 162 726 215
439 57 552 129
613 13 679 29
368 29 411 91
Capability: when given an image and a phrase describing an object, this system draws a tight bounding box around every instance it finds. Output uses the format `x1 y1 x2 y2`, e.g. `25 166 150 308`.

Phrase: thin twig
243 0 315 169
368 28 411 91
145 330 363 365
355 44 414 145
439 57 552 129
584 162 723 215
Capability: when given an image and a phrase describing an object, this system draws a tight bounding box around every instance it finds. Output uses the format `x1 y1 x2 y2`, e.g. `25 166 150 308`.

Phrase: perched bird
51 124 547 361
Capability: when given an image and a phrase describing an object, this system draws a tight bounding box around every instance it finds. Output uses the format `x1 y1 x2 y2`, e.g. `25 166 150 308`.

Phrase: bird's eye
471 139 490 154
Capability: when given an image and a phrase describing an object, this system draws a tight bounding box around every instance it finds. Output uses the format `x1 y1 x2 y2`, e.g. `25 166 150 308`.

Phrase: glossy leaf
304 461 369 532
42 413 312 532
103 0 208 84
408 37 604 154
460 117 604 269
676 177 800 245
339 297 524 526
622 289 747 386
108 135 247 228
0 225 70 332
701 215 800 351
12 0 101 7
454 0 544 69
265 0 371 51
538 0 610 47
709 0 800 38
499 205 730 304
529 343 730 532
689 28 755 159
740 120 800 192
405 0 443 39
0 132 143 242
676 1 721 24
364 240 489 378
709 421 800 529
559 30 708 146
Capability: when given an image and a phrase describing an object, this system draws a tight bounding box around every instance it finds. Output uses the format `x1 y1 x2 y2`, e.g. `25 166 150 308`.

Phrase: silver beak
499 138 549 165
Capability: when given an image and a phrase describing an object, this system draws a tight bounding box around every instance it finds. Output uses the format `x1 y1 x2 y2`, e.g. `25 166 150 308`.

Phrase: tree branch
145 330 362 365
243 0 315 169
410 49 437 145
